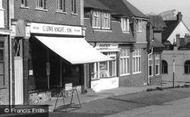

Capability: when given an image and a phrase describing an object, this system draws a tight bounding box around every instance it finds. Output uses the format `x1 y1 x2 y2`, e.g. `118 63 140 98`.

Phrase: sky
127 0 190 29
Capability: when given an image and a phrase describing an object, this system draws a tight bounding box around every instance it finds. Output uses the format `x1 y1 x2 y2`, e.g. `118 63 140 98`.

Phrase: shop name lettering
42 26 80 33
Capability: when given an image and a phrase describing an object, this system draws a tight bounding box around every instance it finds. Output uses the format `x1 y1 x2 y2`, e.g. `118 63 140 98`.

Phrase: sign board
30 23 82 36
95 43 119 51
65 83 73 91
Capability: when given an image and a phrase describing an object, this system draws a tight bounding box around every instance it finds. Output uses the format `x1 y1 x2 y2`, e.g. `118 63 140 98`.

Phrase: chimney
177 12 183 22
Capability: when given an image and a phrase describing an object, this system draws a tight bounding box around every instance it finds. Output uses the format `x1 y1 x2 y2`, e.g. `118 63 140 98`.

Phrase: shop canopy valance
35 36 112 64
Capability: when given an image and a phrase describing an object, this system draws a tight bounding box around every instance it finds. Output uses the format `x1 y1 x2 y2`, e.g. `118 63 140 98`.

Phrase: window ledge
120 74 130 77
91 78 100 81
71 12 78 16
56 10 67 14
132 72 141 74
35 8 48 12
94 29 112 32
20 6 29 9
123 31 130 33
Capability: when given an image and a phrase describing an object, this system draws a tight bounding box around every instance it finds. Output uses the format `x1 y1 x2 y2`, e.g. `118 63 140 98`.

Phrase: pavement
46 81 190 112
47 85 161 112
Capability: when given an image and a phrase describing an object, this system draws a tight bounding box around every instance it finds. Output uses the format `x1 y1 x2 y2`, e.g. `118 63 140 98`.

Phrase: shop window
132 49 141 74
148 54 153 76
57 0 65 12
102 13 111 29
92 11 101 29
21 0 28 7
155 54 160 75
36 0 47 9
120 49 130 76
0 41 5 87
121 18 130 32
162 60 168 74
184 60 190 74
71 0 77 13
89 63 99 80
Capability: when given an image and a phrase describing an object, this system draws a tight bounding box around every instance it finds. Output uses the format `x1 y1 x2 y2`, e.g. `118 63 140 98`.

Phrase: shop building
84 0 149 92
0 0 10 105
10 0 110 105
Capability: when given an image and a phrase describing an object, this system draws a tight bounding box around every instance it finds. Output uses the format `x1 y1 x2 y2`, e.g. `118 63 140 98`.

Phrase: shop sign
30 23 82 36
65 83 73 91
95 43 119 50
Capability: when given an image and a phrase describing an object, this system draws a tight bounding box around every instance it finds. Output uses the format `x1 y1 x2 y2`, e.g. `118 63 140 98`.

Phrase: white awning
35 36 112 64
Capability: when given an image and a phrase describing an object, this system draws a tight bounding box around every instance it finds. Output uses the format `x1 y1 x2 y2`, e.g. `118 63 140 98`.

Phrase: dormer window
137 19 142 32
92 11 111 29
102 13 110 29
92 11 101 28
121 18 130 32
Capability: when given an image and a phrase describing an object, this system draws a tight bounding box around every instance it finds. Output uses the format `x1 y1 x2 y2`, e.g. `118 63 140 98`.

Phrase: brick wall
14 0 81 25
119 44 148 87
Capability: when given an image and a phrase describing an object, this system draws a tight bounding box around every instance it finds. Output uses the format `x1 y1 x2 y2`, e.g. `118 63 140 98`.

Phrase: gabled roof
84 0 110 11
162 20 179 42
98 0 147 19
148 15 166 31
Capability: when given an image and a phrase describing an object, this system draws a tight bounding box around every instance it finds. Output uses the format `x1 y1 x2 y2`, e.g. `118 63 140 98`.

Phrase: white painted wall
91 77 119 92
168 21 190 44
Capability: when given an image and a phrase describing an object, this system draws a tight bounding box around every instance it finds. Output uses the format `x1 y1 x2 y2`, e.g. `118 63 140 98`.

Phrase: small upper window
21 0 28 7
121 18 130 32
71 0 77 13
57 0 65 12
185 60 190 74
92 11 101 28
102 13 111 29
36 0 47 9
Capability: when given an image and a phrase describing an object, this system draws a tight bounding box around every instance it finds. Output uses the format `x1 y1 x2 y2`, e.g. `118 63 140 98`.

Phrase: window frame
92 11 101 29
57 0 66 12
36 0 47 10
162 60 168 74
71 0 77 13
121 18 130 32
148 54 153 77
184 61 190 74
102 13 111 29
0 41 5 87
132 49 141 74
21 0 28 7
120 49 130 76
155 54 160 75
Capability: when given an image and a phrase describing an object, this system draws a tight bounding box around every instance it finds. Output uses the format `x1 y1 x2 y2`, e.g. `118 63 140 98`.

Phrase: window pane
99 62 109 78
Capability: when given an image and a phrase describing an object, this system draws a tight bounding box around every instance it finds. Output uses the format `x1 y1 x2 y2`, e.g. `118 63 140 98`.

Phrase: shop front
12 22 111 104
88 43 120 92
